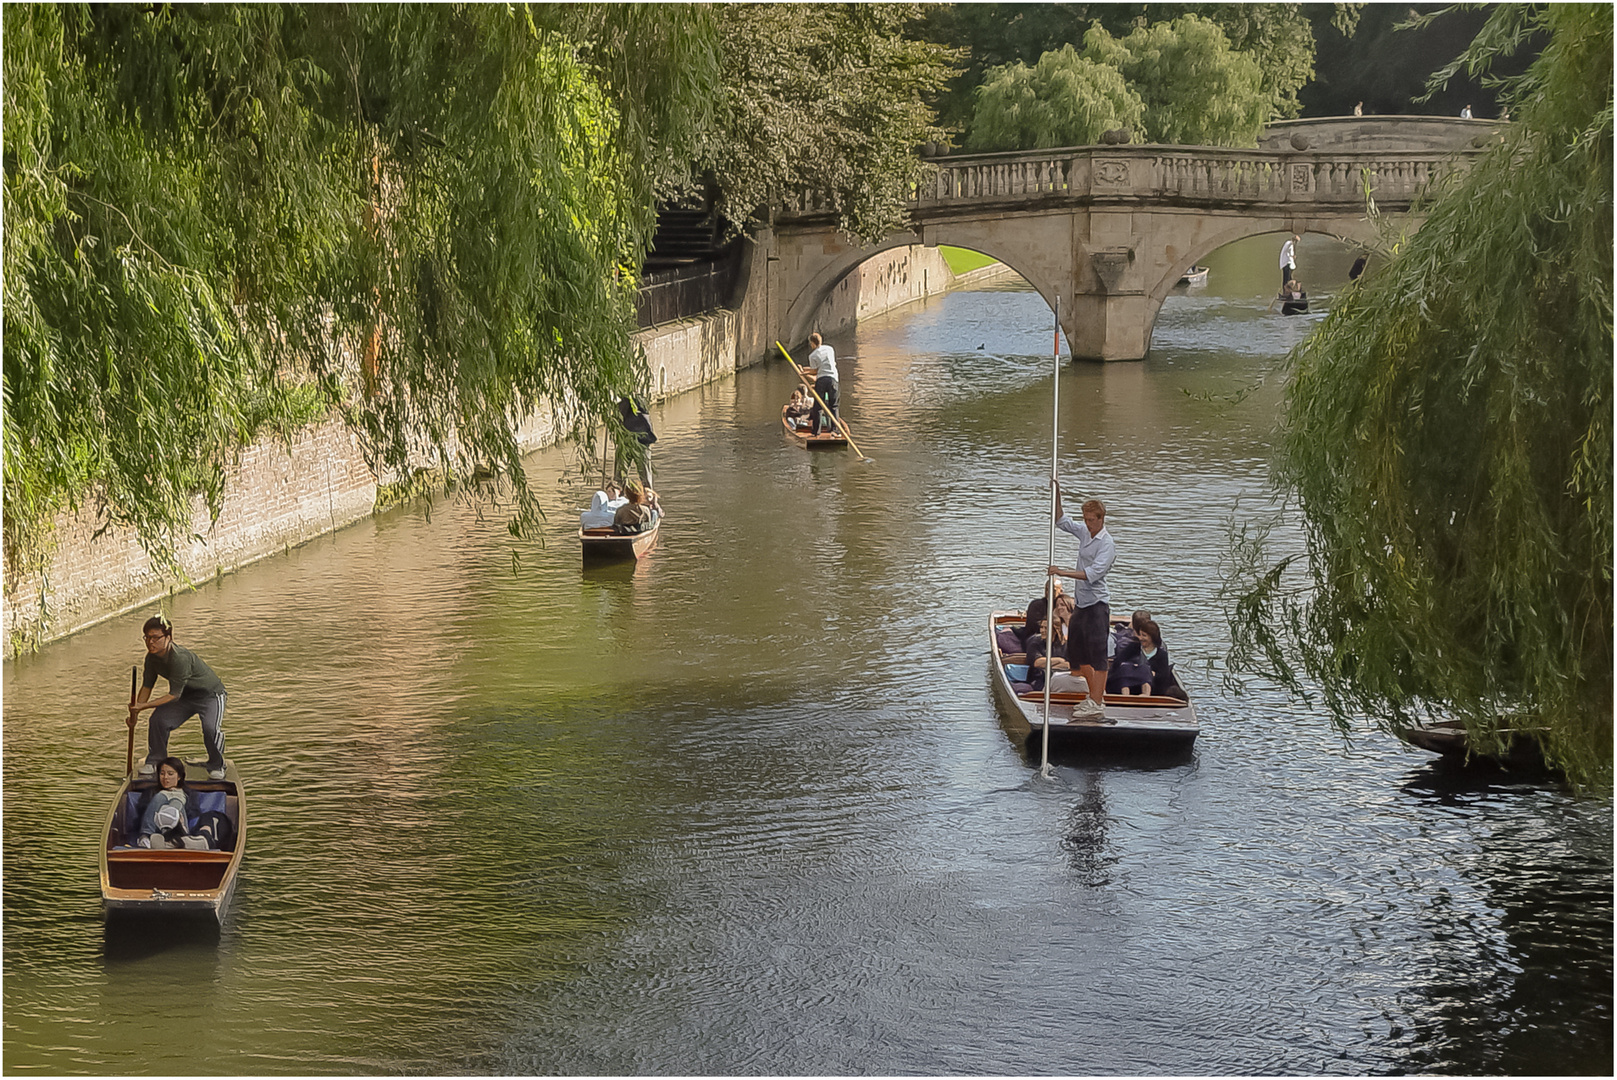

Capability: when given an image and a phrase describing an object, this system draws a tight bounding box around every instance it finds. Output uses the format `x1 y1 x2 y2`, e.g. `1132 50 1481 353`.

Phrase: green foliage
3 4 721 586
965 45 1142 152
695 3 956 243
1196 3 1342 120
1225 4 1614 789
1081 16 1269 146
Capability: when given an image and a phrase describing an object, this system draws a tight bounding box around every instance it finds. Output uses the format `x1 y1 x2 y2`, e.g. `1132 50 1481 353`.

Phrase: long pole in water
1040 298 1060 776
125 665 137 777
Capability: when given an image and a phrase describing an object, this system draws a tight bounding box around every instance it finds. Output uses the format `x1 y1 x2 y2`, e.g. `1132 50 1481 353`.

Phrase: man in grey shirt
129 614 230 779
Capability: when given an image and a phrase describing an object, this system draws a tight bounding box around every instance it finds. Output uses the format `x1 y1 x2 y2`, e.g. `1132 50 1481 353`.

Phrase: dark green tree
694 3 956 242
1225 3 1613 789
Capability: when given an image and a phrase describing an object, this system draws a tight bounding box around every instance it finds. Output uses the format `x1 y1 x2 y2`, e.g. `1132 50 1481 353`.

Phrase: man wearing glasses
128 614 230 780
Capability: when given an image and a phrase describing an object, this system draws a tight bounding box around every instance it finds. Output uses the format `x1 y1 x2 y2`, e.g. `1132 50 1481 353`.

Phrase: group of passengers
1003 585 1186 702
579 478 662 535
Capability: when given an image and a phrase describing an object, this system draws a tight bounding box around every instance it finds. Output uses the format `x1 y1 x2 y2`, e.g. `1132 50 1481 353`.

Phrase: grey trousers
147 692 227 770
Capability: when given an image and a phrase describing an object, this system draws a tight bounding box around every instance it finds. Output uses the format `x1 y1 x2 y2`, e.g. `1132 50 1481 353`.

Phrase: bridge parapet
779 144 1480 220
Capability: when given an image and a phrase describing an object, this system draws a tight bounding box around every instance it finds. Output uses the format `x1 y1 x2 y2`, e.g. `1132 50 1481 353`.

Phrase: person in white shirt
1046 482 1116 718
1460 104 1473 119
1279 234 1298 289
804 332 840 436
580 483 626 528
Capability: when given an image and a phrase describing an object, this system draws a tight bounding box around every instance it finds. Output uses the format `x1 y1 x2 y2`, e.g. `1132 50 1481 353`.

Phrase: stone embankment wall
4 244 999 653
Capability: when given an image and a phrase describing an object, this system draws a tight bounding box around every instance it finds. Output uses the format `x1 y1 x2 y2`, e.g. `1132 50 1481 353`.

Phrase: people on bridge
1353 101 1363 117
612 478 660 535
129 614 229 781
1136 619 1189 701
1046 483 1115 718
805 332 841 437
615 396 657 489
1279 234 1299 289
1460 104 1473 119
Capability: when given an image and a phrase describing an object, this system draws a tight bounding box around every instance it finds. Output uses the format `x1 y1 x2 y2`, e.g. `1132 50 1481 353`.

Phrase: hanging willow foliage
3 3 720 585
1224 4 1613 789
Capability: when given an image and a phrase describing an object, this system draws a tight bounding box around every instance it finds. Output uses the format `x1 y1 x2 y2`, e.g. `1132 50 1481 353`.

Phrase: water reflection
2 234 1608 1075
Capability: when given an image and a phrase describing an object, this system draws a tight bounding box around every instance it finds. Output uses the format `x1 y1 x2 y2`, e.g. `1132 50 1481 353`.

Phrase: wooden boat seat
581 526 617 536
106 848 233 891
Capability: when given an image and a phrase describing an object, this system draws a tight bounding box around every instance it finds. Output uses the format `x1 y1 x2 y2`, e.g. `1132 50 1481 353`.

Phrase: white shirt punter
807 343 838 383
1055 515 1115 608
1279 239 1296 272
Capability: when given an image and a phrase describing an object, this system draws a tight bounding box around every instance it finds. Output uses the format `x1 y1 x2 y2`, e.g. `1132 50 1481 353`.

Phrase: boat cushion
1004 664 1029 681
995 629 1024 654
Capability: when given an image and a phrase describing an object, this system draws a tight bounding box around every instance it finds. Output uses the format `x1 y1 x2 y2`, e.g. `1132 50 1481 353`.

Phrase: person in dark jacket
1136 619 1188 701
615 396 657 488
1106 610 1154 694
1016 580 1065 644
1023 595 1074 691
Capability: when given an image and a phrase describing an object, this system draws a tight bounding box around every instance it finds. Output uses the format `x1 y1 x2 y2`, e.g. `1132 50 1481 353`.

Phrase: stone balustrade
779 144 1481 219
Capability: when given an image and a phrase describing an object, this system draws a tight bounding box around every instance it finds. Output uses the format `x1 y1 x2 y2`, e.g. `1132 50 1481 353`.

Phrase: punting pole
125 665 137 777
1039 298 1060 778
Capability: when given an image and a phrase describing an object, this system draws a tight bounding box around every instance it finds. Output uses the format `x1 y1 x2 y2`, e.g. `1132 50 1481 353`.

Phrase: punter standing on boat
805 332 840 436
128 614 229 780
1047 484 1115 718
1278 234 1299 289
615 396 657 489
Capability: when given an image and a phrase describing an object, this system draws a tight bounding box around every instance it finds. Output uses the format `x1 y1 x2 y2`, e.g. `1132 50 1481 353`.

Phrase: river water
4 236 1611 1075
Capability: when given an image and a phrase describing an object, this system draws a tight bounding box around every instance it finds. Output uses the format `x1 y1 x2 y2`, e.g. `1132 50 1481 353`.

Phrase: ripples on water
4 236 1610 1075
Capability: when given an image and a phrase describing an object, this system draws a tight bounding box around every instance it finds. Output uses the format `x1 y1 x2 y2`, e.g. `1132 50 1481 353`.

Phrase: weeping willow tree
1225 4 1612 789
3 4 719 592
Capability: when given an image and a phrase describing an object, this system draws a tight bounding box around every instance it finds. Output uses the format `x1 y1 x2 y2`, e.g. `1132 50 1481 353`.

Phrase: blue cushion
187 789 226 829
1005 664 1029 681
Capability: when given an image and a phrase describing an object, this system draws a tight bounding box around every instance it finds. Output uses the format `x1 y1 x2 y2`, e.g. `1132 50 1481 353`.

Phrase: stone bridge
759 117 1500 361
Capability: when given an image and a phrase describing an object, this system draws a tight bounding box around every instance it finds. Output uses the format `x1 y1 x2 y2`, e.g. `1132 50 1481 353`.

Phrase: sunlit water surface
5 236 1610 1075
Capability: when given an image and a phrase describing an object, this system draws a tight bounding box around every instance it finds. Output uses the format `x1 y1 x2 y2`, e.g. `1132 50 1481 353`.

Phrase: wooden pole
775 341 873 463
1040 299 1059 777
125 665 137 777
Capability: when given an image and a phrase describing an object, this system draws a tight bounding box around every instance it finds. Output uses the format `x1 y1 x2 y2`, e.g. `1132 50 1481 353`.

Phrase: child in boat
135 757 189 848
785 389 812 428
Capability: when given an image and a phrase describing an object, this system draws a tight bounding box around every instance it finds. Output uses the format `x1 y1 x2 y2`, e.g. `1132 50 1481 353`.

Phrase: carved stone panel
1291 164 1311 193
1096 161 1129 185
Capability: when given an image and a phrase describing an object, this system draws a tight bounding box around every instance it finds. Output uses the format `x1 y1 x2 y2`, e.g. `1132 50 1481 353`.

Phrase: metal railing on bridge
635 253 741 329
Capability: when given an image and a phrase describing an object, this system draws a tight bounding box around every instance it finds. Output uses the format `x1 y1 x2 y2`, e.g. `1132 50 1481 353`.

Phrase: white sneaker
207 765 227 780
1070 696 1106 719
137 762 157 777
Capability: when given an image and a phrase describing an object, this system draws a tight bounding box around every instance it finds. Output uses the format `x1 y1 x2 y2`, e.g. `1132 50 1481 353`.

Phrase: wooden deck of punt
989 610 1199 751
580 521 659 563
100 761 246 921
781 405 849 449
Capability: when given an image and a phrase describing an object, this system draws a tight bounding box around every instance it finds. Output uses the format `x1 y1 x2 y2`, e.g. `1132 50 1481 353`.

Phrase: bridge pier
1063 293 1153 363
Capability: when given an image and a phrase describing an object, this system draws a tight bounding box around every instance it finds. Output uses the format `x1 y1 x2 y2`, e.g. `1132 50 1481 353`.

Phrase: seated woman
1022 595 1074 692
580 482 626 529
1106 610 1154 695
1015 580 1065 645
612 479 660 535
133 757 189 849
1280 279 1309 315
785 389 813 428
1136 618 1189 701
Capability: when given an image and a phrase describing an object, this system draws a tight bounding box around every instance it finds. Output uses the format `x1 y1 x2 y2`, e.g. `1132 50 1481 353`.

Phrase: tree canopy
965 45 1142 152
964 15 1271 152
693 3 955 243
1225 4 1614 789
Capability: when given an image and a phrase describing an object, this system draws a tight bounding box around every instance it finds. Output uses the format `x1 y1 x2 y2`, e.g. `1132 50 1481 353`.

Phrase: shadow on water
1399 754 1564 801
1011 733 1196 773
101 914 221 966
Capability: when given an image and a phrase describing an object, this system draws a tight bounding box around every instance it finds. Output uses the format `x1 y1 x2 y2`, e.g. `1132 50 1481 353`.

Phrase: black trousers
809 377 839 435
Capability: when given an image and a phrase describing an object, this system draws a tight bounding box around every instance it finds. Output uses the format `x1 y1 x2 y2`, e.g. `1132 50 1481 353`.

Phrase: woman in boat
1106 610 1154 695
785 388 812 428
1280 279 1309 315
1023 594 1074 691
135 757 189 848
612 478 660 535
1136 619 1188 701
1015 579 1065 645
580 482 626 529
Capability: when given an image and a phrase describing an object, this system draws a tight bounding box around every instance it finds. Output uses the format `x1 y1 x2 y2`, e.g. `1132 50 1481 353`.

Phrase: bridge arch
780 229 1055 348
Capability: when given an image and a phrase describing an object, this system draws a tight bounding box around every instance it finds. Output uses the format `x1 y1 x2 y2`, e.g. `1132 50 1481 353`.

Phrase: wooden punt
1177 265 1209 287
101 761 246 921
988 610 1199 752
580 520 660 563
782 404 850 449
1398 719 1548 768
